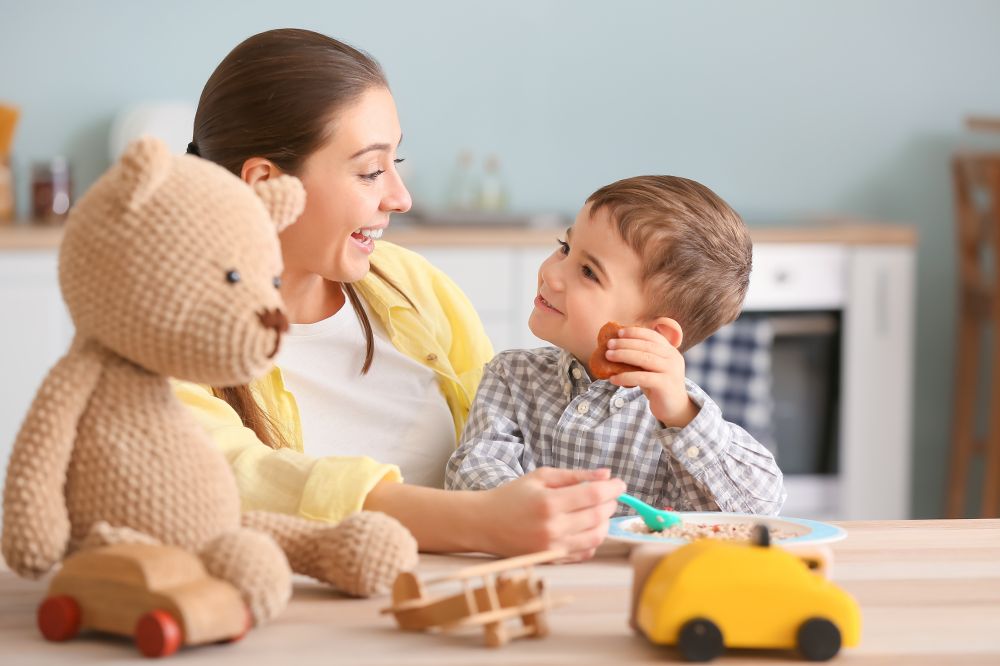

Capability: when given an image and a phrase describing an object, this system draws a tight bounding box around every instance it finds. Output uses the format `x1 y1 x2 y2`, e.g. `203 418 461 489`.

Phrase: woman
177 28 623 560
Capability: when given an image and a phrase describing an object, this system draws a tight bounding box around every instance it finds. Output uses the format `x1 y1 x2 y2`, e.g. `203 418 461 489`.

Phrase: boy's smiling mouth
534 293 563 314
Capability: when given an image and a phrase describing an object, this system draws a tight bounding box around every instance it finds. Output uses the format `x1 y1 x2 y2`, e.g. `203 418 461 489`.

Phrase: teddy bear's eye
273 276 282 289
225 269 241 284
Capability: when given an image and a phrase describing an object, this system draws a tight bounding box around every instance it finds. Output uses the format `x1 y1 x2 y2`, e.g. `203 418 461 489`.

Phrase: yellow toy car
630 526 860 662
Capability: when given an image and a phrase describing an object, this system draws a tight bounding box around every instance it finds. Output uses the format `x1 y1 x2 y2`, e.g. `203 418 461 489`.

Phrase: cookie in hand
589 321 641 380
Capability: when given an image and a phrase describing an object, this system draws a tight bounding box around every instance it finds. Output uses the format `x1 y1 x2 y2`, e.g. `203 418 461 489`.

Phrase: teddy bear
1 136 417 626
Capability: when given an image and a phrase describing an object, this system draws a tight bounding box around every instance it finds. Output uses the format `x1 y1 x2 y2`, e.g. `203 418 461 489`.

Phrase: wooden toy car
630 526 861 662
381 549 571 647
37 542 250 658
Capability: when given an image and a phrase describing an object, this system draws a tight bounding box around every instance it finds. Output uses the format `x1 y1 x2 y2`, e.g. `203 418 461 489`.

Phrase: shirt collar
557 348 639 401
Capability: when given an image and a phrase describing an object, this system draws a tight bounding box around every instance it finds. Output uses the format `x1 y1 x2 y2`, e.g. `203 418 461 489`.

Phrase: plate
607 512 846 546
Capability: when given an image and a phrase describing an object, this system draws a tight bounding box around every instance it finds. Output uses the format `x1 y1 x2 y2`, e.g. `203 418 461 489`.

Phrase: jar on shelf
0 154 13 223
31 157 72 223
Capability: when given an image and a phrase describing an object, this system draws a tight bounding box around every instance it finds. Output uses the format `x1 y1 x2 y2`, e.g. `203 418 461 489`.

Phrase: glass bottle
477 155 508 212
445 150 478 211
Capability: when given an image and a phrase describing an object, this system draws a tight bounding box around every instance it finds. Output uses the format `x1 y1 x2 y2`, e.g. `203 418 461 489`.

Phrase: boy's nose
539 259 565 291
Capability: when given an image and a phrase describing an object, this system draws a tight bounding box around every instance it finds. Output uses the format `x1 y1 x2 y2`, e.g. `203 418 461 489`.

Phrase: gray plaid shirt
444 347 786 515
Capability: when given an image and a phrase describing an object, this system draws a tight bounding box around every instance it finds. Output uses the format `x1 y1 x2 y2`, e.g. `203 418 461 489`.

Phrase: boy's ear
649 317 683 350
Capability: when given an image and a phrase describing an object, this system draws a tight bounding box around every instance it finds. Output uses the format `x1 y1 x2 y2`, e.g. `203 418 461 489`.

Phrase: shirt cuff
656 381 729 475
299 457 403 523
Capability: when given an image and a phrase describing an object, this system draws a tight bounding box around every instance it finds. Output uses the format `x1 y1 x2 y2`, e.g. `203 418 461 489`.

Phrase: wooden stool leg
947 306 981 518
982 321 1000 518
982 162 1000 518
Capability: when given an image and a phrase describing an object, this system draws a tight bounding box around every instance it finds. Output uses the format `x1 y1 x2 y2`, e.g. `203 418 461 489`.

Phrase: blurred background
2 0 1000 520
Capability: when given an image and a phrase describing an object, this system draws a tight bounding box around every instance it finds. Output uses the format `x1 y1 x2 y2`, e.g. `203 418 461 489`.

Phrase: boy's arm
657 380 786 515
444 360 527 491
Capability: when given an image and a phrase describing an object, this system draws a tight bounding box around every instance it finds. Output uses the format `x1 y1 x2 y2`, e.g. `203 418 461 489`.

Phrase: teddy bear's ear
118 136 174 211
253 175 306 233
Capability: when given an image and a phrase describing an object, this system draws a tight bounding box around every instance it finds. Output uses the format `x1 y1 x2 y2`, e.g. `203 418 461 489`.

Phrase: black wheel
797 617 842 661
678 617 724 662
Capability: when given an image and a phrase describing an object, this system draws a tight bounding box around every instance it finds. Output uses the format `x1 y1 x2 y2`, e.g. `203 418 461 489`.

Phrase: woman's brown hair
191 28 403 449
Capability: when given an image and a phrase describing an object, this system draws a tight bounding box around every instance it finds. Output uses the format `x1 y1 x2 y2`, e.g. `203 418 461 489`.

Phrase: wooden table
1 520 998 664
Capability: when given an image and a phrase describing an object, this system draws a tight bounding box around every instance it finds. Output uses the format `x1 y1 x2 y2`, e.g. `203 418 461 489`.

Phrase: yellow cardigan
174 241 494 523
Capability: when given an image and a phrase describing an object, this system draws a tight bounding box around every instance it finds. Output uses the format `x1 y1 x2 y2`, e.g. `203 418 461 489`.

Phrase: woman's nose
382 168 412 214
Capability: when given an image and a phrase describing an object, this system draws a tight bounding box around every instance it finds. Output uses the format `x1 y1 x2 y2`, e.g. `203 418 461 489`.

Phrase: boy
444 176 786 515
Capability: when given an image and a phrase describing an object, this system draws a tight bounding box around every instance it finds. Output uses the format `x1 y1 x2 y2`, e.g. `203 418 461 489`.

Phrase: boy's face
528 204 648 366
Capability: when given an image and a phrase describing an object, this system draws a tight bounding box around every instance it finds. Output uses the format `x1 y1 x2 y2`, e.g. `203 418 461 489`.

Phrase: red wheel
37 595 82 641
135 610 182 658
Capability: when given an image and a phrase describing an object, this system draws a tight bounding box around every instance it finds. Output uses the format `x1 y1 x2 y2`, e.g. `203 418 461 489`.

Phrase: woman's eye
582 265 599 283
273 276 282 289
360 169 386 181
225 269 241 284
393 158 405 166
556 239 569 255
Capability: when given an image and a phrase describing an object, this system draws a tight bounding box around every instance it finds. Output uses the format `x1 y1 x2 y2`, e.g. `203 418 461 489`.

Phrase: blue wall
4 0 1000 517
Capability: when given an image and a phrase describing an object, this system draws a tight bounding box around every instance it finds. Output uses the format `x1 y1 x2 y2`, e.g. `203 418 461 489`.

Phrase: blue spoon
618 493 681 531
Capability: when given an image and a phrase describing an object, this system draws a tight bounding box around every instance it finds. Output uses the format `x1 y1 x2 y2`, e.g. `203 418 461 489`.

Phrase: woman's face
279 86 411 283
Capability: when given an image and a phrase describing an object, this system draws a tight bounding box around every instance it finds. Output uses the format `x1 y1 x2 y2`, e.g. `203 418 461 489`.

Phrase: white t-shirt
274 295 456 488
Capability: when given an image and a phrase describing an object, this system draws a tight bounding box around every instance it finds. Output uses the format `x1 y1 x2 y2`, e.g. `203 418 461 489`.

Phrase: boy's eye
582 265 600 283
556 238 569 255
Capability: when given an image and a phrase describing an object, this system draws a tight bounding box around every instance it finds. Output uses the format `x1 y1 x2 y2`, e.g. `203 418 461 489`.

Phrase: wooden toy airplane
381 549 571 647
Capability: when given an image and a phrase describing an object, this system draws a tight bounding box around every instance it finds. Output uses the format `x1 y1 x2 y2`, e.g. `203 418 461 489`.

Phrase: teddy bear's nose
258 308 289 359
258 308 289 334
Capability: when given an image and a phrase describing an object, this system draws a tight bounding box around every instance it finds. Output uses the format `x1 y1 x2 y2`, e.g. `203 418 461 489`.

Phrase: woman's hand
476 467 625 562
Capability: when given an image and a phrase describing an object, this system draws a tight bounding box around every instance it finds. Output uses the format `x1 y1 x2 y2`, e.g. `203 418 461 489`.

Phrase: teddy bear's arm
2 337 108 578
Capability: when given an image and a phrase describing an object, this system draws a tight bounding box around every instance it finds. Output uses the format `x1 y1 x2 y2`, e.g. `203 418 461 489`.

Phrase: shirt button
686 446 700 459
425 353 438 362
576 402 590 415
613 397 625 408
571 367 583 379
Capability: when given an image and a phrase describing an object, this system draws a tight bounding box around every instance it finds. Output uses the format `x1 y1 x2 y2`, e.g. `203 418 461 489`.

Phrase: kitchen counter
0 224 64 250
0 219 918 250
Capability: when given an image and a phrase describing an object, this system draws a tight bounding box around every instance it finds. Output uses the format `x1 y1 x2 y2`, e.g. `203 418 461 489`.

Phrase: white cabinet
417 247 550 352
0 249 74 490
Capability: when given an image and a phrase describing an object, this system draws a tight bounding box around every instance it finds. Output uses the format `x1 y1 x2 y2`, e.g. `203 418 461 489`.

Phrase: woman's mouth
350 227 384 254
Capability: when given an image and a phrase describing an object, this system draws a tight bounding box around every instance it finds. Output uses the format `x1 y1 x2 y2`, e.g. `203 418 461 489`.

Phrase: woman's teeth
354 228 383 240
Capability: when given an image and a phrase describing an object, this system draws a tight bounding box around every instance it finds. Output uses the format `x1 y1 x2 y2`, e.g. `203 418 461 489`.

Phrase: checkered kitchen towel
684 314 776 452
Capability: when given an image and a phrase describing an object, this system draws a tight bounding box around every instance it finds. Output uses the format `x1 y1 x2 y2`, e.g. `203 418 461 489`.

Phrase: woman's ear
241 157 281 186
649 317 684 350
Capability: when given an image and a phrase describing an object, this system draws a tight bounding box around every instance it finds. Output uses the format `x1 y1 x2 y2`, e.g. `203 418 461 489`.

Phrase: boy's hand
604 325 699 428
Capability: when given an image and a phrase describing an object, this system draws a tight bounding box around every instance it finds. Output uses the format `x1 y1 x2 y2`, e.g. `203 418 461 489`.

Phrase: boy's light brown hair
586 175 752 352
